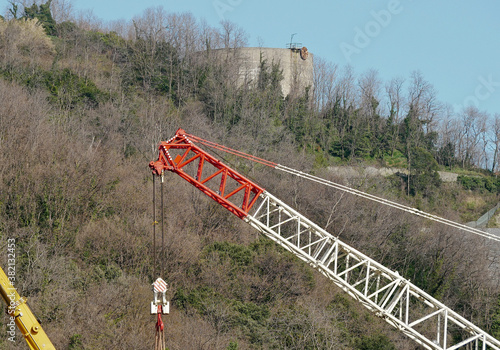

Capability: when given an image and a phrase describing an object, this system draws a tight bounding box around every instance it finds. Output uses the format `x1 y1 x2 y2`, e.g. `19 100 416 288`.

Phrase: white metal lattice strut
245 190 500 350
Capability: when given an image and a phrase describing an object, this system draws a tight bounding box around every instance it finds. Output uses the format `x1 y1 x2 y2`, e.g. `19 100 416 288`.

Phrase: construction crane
0 265 55 350
150 128 500 350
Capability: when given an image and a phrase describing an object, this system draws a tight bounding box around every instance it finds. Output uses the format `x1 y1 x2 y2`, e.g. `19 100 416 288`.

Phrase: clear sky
12 0 500 116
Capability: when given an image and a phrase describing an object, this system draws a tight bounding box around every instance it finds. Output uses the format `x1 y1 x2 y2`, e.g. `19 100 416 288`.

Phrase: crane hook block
151 278 169 315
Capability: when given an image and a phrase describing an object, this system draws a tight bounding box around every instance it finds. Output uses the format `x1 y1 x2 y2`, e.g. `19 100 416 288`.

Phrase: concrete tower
206 46 314 98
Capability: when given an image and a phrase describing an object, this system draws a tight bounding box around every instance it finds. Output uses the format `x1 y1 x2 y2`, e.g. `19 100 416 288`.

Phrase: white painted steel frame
245 191 500 350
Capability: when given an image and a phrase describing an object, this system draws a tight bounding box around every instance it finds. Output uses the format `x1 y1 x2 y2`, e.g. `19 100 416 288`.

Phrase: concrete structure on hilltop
206 46 314 98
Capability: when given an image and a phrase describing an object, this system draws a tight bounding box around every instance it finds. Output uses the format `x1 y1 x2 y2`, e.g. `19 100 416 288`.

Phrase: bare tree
335 64 356 110
489 113 500 172
218 19 248 49
358 68 382 121
407 70 441 133
131 6 168 43
385 76 405 155
106 18 132 39
385 77 405 121
198 18 220 51
481 115 491 170
74 8 102 31
456 106 488 168
312 56 337 112
435 104 460 168
166 12 200 56
50 0 74 23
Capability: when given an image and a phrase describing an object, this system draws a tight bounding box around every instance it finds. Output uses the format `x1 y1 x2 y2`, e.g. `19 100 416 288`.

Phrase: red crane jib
149 129 265 219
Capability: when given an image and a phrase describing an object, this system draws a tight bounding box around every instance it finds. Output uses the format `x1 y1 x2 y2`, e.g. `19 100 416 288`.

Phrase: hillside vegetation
0 2 500 349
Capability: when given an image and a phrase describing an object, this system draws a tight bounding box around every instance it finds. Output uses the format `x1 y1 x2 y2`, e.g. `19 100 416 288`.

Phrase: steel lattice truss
150 129 500 350
246 191 500 350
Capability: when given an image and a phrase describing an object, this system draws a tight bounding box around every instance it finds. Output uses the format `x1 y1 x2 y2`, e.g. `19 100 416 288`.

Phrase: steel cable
183 132 500 243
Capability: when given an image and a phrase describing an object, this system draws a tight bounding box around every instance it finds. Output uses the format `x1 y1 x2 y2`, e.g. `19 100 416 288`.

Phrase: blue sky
10 0 500 116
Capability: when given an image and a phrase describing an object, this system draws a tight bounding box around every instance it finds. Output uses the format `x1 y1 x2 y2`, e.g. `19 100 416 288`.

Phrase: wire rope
182 132 500 243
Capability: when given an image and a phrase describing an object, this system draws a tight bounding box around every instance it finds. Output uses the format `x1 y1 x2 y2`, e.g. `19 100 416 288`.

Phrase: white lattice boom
150 129 500 350
245 191 500 350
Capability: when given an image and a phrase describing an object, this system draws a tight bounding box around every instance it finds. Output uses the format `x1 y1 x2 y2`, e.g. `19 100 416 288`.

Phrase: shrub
43 68 108 108
458 175 499 193
0 18 55 69
356 333 395 350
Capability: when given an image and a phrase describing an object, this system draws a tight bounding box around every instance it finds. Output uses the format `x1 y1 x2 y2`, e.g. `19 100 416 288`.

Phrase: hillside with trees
0 2 500 349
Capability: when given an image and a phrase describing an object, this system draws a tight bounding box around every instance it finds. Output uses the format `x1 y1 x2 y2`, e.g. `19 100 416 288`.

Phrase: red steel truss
149 129 265 219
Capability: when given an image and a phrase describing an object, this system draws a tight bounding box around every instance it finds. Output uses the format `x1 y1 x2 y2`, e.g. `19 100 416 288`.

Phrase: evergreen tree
436 141 456 168
492 295 500 340
8 2 19 19
408 147 441 197
23 0 56 36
